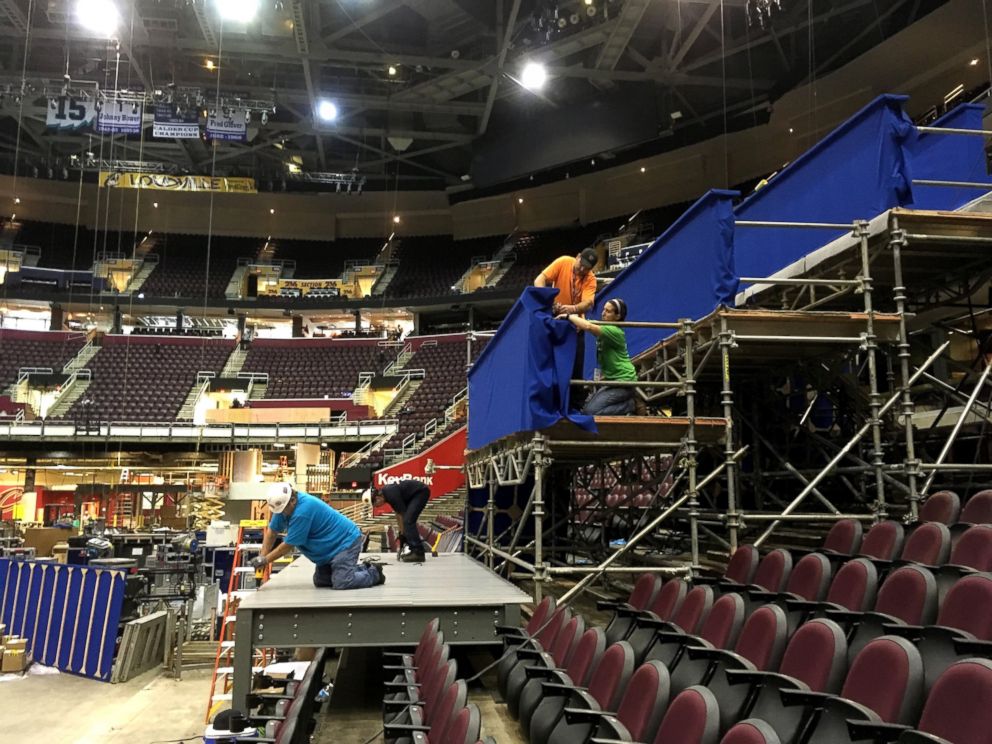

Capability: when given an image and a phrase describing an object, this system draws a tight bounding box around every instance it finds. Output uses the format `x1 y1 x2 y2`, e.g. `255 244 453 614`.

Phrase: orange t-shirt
541 255 596 308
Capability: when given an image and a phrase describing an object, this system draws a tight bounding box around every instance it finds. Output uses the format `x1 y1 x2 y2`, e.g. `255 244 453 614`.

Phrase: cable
148 737 204 744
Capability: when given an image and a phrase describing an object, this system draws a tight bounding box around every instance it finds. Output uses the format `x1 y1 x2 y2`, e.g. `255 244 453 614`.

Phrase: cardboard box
1 649 27 673
4 638 26 651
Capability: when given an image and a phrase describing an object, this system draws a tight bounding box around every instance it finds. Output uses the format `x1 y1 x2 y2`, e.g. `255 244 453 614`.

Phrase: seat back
427 679 467 728
414 619 441 667
920 491 961 525
949 525 992 571
649 578 688 621
724 545 760 584
873 565 938 625
628 573 663 611
823 519 863 555
719 720 782 744
549 615 585 668
564 627 607 686
437 703 481 744
588 641 636 711
526 595 556 636
535 606 570 649
614 661 671 743
840 636 924 724
671 586 714 635
732 604 788 672
860 520 905 561
916 659 992 744
650 686 720 744
936 572 992 640
824 558 877 612
777 618 847 693
751 549 792 592
423 660 459 720
698 593 745 651
901 522 951 565
962 489 992 524
785 553 832 601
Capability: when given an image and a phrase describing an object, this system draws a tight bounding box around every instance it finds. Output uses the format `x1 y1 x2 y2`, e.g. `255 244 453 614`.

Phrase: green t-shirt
597 325 637 382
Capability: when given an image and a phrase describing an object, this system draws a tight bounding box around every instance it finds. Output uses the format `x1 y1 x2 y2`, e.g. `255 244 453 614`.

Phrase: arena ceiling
0 0 955 194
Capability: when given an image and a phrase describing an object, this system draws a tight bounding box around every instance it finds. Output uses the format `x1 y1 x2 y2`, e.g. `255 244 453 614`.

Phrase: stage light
640 166 646 173
13 197 20 205
270 208 275 215
393 215 401 224
317 99 338 122
205 59 215 71
76 0 119 37
153 202 158 208
970 58 980 66
520 62 547 91
517 197 524 204
388 65 398 76
216 0 258 23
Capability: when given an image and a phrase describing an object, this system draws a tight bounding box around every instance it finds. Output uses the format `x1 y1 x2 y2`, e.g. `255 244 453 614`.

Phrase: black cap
579 248 598 269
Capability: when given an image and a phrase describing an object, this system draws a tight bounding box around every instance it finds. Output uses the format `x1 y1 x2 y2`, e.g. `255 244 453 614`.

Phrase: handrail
235 371 269 383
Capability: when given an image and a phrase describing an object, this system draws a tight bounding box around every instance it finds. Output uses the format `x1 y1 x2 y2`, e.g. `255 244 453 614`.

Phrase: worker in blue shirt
254 482 384 589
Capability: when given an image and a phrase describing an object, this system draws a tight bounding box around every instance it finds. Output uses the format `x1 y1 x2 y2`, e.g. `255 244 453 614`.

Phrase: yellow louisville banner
98 171 257 194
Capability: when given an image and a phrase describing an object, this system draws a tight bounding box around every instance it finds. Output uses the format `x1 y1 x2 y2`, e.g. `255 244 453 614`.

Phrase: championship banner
152 103 200 139
206 108 248 142
98 172 257 194
46 97 98 130
96 100 143 135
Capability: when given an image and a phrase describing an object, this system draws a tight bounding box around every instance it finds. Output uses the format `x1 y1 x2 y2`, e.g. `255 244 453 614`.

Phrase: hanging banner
152 103 200 139
96 100 144 134
45 97 98 130
206 108 248 142
98 172 257 194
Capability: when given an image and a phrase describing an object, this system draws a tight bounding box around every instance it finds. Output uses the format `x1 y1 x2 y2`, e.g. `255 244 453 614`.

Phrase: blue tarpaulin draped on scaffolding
908 103 992 211
584 190 738 376
468 287 596 450
734 95 916 286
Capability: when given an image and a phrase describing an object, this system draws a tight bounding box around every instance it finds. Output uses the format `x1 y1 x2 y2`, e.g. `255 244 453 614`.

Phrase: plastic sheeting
468 287 595 450
734 95 916 285
908 103 992 211
584 190 738 375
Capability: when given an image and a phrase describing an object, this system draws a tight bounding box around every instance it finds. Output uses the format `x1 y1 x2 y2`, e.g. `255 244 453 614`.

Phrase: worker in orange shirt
535 247 600 407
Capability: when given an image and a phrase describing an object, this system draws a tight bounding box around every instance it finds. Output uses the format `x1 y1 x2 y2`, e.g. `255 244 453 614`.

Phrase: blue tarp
734 95 915 286
908 103 992 211
468 287 596 450
584 190 738 375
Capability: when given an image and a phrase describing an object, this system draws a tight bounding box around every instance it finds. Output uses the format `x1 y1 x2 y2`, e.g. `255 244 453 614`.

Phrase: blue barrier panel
734 95 915 286
469 286 595 451
0 559 126 681
584 190 738 375
909 103 992 211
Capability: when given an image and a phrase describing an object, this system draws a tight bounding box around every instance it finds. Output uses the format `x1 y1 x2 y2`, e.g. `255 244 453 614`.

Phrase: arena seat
718 720 781 744
387 679 467 744
903 658 992 744
583 661 671 744
785 557 878 631
860 520 906 561
0 330 86 390
602 574 663 645
900 522 952 566
960 490 992 525
919 491 961 525
822 519 864 556
723 545 761 585
625 585 714 664
505 614 585 718
606 577 688 647
495 604 568 694
598 686 720 744
640 592 745 673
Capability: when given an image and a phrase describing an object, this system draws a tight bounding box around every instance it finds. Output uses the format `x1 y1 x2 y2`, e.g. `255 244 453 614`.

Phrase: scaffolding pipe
569 379 683 389
732 335 866 344
920 463 992 471
858 220 887 519
891 218 919 517
920 360 992 497
753 340 950 548
739 513 877 522
736 220 856 230
590 320 683 329
556 448 745 604
737 277 861 286
912 179 992 189
464 536 536 573
545 566 691 575
914 126 992 136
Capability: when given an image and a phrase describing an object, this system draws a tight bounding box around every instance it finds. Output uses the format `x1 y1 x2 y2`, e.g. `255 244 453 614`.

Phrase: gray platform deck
232 553 529 710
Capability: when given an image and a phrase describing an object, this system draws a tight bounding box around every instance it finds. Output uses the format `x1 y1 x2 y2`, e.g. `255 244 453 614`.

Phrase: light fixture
205 59 215 71
13 197 20 205
520 62 547 91
640 167 646 173
260 111 268 125
269 208 275 215
388 65 398 76
788 127 794 133
393 215 401 224
216 0 258 23
317 99 338 122
75 0 119 37
153 202 158 208
970 58 981 66
517 197 524 204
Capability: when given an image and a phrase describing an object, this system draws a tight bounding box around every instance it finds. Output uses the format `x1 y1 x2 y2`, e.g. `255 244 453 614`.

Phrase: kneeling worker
254 482 385 589
369 478 431 562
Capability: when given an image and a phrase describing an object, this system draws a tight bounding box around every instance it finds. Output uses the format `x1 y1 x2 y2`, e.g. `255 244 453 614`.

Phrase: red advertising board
372 426 466 516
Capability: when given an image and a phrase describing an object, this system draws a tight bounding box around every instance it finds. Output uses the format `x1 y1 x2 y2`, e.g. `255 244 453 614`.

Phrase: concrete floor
3 666 213 744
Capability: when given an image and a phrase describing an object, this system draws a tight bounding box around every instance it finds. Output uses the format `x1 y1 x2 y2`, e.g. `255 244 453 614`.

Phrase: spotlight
216 0 258 23
317 99 338 122
13 197 20 205
520 62 547 91
640 166 646 173
269 208 275 215
517 197 524 204
205 59 215 71
393 215 401 224
75 0 119 37
388 65 398 76
153 202 159 208
970 58 980 67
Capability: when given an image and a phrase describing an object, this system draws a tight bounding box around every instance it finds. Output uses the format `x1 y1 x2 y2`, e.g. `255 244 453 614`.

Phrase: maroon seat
719 720 781 744
724 545 760 584
495 595 556 691
802 636 924 743
648 592 746 680
604 574 663 645
397 679 467 742
822 558 878 612
911 658 992 744
750 549 793 593
782 553 832 601
431 703 481 744
823 519 864 555
590 661 671 743
647 686 720 744
919 490 961 525
948 524 992 571
505 614 585 717
961 490 992 524
901 522 951 566
860 520 905 561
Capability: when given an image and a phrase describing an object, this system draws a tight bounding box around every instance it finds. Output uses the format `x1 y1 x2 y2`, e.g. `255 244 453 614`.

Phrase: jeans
582 386 635 416
312 535 378 590
402 488 431 553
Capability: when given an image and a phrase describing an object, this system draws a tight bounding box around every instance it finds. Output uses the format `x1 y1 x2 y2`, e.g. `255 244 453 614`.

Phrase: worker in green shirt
558 298 638 416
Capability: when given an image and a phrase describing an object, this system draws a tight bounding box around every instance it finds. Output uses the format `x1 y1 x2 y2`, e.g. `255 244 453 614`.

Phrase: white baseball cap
360 488 373 505
266 482 293 513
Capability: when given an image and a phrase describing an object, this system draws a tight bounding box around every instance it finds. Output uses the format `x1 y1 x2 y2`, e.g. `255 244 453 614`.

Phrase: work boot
399 550 426 564
371 563 386 585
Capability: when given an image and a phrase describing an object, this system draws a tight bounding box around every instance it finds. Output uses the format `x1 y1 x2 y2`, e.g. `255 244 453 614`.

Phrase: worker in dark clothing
366 479 431 562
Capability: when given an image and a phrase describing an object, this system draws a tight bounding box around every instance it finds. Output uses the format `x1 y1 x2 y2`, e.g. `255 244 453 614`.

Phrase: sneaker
399 551 426 563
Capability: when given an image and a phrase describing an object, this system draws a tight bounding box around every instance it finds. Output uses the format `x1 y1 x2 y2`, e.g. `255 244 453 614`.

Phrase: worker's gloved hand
250 555 268 569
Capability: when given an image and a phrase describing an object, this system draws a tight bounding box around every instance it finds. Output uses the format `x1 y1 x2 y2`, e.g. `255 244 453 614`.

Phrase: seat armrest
779 688 833 708
896 732 953 744
724 669 804 689
513 647 545 661
524 665 565 680
590 739 646 744
563 707 616 724
596 600 625 611
785 598 825 613
383 680 420 688
382 723 431 733
685 646 735 662
824 608 866 624
541 681 587 695
382 664 417 671
635 616 674 630
882 624 924 640
845 719 912 742
952 637 992 656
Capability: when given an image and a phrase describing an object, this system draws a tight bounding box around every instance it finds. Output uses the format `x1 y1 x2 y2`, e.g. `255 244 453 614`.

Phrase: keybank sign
376 472 434 487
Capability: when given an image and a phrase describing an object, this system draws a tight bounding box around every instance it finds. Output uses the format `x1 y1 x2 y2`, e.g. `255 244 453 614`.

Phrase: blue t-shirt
269 491 360 564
